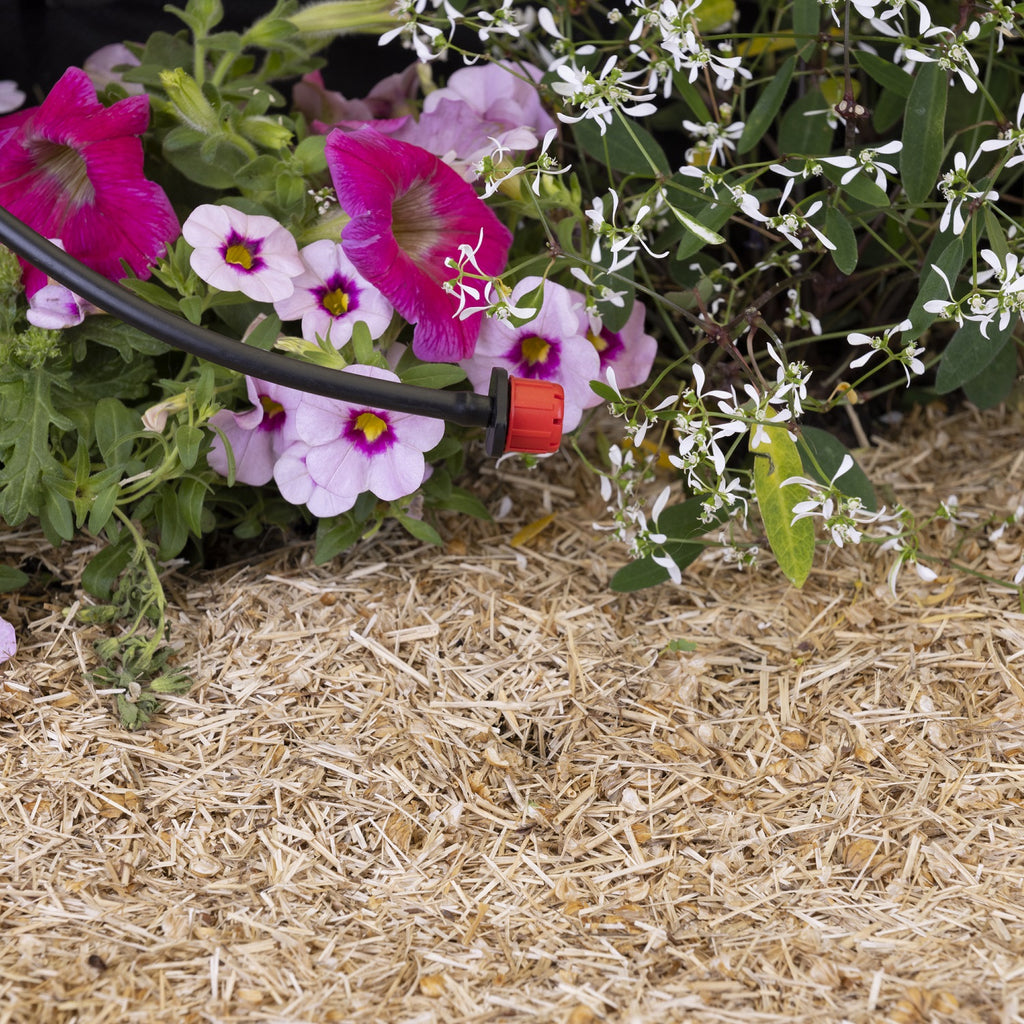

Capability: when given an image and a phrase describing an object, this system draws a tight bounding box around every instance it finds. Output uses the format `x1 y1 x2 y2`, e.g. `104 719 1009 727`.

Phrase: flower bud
287 1 400 37
160 68 220 134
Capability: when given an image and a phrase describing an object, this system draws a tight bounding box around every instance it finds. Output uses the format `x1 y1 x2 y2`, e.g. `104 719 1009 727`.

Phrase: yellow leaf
509 513 555 548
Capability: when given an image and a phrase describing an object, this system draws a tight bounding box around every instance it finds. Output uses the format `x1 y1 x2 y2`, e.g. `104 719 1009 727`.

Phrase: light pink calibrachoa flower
273 364 445 517
325 126 513 363
461 277 601 432
570 294 658 394
0 67 179 290
0 616 15 665
207 378 304 487
0 81 24 114
182 204 304 303
273 240 394 347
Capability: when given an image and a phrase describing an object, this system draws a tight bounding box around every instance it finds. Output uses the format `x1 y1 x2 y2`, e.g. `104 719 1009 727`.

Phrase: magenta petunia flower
182 204 305 304
325 126 512 363
0 616 15 666
273 240 394 347
207 377 305 486
273 364 445 517
0 67 179 288
461 277 601 432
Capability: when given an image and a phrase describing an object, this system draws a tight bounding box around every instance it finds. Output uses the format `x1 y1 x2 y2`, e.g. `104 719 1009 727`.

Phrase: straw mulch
3 404 1024 1024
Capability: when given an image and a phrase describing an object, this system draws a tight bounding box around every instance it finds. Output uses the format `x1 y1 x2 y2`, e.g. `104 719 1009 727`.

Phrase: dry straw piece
2 404 1024 1023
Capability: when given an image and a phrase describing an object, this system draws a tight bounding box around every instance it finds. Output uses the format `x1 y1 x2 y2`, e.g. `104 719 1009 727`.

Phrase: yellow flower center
520 335 551 366
260 395 284 419
322 288 350 316
587 329 608 353
225 243 255 270
355 411 388 442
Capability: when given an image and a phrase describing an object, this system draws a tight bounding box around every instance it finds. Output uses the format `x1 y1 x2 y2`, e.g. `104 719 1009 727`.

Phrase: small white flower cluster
625 1 749 97
380 0 461 61
585 187 669 273
551 56 658 135
924 247 1024 338
847 318 924 384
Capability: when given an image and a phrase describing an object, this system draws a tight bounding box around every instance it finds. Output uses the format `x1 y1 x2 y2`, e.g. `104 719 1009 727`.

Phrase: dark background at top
0 0 411 103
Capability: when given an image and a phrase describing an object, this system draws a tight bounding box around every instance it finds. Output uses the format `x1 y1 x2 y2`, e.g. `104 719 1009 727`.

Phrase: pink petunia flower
182 204 305 303
0 616 15 666
0 67 179 291
207 377 305 487
324 62 555 182
325 126 512 363
461 277 601 432
273 364 445 517
293 66 420 127
273 240 394 347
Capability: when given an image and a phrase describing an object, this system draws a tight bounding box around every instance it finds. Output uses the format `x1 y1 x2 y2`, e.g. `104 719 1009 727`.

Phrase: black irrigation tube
0 204 519 454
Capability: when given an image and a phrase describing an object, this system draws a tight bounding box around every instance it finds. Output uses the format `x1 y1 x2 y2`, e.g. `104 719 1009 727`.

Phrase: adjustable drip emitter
0 205 565 456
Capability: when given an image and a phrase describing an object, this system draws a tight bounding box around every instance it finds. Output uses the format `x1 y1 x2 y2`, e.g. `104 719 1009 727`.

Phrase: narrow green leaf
610 542 705 592
738 56 795 154
825 207 858 274
398 363 467 389
961 337 1017 409
853 50 914 98
752 424 815 588
935 316 1017 394
901 61 947 206
792 0 821 51
983 207 1009 263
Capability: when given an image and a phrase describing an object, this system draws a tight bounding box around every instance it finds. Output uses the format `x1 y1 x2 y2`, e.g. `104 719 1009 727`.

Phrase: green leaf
826 207 858 274
738 56 796 154
0 565 29 592
752 424 815 587
853 50 914 99
900 61 948 206
434 486 491 519
673 199 734 260
94 397 138 466
779 88 835 157
155 490 189 559
572 115 671 177
905 233 966 340
792 0 820 51
983 207 1009 263
961 337 1017 409
0 371 73 526
396 514 443 546
798 426 876 510
935 316 1017 395
174 424 204 470
398 362 467 389
315 515 365 563
610 542 705 592
82 539 134 600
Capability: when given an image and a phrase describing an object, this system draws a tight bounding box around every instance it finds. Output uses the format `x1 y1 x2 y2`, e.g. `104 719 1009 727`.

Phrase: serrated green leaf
901 61 947 206
738 56 795 154
752 424 815 587
935 316 1017 395
798 426 876 510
